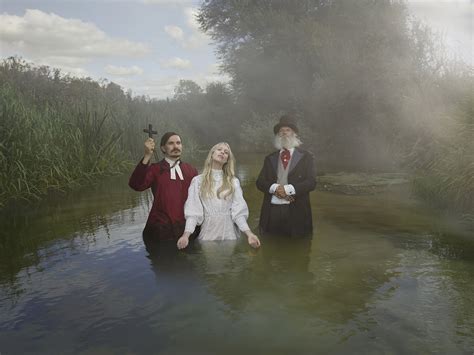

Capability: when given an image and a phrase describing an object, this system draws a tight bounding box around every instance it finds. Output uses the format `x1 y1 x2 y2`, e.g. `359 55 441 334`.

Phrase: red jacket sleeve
128 159 156 191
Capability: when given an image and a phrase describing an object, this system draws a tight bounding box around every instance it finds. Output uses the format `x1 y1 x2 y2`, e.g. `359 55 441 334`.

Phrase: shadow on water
0 175 146 296
0 155 473 354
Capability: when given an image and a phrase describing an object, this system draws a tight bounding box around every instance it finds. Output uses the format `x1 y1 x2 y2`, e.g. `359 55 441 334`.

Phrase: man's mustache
172 149 181 153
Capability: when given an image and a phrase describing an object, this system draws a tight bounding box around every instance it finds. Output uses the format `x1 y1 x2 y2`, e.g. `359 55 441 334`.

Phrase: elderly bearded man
129 132 199 250
256 115 317 237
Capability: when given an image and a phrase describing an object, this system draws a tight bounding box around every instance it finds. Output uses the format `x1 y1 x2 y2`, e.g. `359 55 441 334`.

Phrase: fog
408 0 472 65
1 0 472 213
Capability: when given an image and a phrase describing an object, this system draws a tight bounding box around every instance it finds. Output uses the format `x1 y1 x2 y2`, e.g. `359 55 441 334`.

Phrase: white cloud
163 8 210 49
164 25 184 41
0 9 150 60
115 75 180 98
116 63 231 99
184 7 200 31
4 54 89 78
45 56 89 67
182 33 210 49
182 7 210 49
43 63 90 78
15 54 91 78
0 9 151 81
105 65 144 76
160 57 192 69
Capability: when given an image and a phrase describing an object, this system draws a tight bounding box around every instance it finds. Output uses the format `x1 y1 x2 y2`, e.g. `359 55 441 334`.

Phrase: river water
0 156 473 354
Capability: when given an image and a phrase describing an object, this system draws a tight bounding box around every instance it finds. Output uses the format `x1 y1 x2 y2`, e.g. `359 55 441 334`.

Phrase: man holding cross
129 130 198 249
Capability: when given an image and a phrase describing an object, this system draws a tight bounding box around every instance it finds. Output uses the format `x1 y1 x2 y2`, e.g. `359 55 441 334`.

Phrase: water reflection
0 160 473 354
144 240 203 308
308 223 400 325
192 240 257 314
0 175 145 296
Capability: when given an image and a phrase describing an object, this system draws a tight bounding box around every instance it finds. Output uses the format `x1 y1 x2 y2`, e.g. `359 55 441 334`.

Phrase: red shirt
129 159 198 231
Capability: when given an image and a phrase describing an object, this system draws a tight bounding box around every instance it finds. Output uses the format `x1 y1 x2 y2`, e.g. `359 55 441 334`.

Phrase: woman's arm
231 178 261 248
177 176 203 249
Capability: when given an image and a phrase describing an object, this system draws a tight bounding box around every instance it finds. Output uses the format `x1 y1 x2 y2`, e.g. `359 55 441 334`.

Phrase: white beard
274 134 302 150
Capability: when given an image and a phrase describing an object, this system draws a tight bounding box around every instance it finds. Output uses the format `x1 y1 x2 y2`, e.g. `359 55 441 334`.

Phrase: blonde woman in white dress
176 142 261 249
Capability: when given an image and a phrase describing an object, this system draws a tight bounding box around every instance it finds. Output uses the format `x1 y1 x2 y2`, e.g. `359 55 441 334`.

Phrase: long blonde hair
200 142 236 199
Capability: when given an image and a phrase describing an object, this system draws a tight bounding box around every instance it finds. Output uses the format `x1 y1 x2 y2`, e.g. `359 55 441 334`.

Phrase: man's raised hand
142 138 155 164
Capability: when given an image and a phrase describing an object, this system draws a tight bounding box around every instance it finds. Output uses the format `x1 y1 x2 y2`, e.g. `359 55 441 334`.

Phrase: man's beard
274 134 302 150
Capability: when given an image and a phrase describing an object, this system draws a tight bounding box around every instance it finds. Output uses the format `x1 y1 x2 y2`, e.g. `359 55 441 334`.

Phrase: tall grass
0 57 206 209
0 84 129 208
408 93 474 218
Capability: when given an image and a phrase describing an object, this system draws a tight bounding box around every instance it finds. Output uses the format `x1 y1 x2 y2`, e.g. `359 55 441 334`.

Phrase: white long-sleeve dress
184 170 250 241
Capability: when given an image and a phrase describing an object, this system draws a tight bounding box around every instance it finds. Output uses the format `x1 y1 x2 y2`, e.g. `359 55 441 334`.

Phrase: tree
205 82 232 106
173 80 203 101
198 0 439 169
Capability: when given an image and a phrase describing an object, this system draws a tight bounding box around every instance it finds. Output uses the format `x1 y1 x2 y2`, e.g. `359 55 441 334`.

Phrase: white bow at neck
165 158 184 180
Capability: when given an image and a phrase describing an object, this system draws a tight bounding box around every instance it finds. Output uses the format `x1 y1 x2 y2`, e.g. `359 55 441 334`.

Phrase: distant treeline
0 57 248 208
0 0 472 216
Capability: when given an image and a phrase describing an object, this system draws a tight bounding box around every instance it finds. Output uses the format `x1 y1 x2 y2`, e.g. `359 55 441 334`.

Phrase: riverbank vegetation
0 58 239 208
1 0 472 218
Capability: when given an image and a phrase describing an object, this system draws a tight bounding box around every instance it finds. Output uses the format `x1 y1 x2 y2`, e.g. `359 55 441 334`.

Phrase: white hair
274 133 302 150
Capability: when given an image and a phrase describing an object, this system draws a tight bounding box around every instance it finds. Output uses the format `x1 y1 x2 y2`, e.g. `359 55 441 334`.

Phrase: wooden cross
143 124 158 138
143 123 159 161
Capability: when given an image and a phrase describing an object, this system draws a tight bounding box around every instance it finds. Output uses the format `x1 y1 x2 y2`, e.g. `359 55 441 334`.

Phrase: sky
0 0 472 99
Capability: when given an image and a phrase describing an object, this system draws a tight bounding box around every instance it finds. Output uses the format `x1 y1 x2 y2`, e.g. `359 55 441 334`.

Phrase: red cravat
280 149 290 169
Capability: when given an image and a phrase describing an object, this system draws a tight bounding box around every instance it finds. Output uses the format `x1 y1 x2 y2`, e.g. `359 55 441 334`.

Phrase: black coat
256 148 316 236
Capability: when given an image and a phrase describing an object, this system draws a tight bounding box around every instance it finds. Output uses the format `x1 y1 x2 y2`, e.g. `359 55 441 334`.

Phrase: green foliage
408 93 474 215
0 57 244 208
0 83 129 208
174 79 204 101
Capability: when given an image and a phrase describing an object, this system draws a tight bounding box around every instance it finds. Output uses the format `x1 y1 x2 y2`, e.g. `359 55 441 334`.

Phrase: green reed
409 94 474 218
0 83 130 208
0 57 202 209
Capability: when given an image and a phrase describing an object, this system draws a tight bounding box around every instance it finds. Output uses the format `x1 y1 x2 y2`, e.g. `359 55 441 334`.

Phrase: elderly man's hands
274 185 286 198
274 185 295 202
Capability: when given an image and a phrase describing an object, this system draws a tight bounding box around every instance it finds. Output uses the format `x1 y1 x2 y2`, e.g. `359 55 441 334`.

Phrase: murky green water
1 156 473 354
